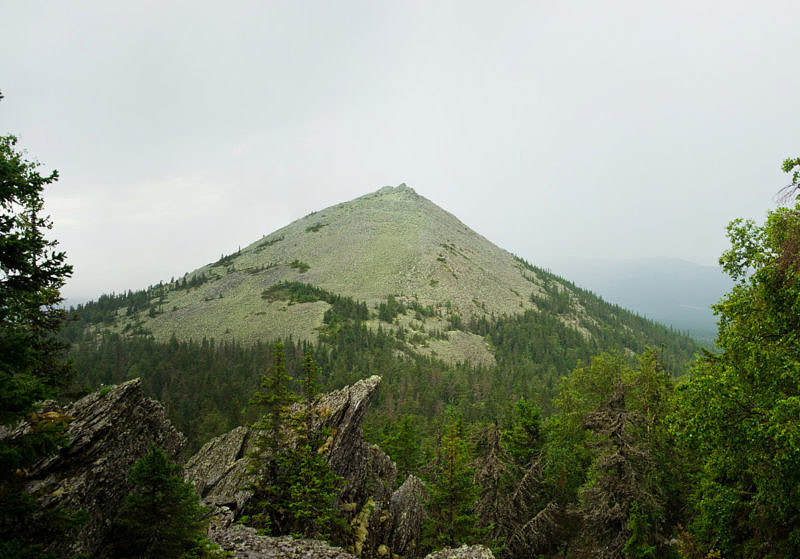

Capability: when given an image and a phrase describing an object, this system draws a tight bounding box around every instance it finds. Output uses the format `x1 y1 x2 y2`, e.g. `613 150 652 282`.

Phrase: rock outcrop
185 375 428 558
183 425 253 511
208 506 357 558
424 545 496 559
13 379 186 557
386 475 428 557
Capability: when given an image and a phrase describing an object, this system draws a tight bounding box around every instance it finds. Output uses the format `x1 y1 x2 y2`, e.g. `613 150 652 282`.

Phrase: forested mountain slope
63 185 699 451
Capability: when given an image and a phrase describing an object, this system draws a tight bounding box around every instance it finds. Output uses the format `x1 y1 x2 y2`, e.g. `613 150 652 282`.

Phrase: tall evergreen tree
472 421 514 554
423 415 480 550
245 345 341 540
110 445 214 558
541 351 679 558
0 100 80 557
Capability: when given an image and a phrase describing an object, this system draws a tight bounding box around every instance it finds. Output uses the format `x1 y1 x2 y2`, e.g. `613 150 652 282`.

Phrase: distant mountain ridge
548 257 732 345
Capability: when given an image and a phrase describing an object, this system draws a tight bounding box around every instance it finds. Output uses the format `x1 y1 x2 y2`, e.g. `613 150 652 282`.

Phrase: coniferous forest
4 107 800 557
59 161 800 556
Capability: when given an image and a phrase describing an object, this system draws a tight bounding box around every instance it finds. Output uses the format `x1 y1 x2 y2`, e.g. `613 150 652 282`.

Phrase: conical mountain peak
83 185 684 366
87 185 548 362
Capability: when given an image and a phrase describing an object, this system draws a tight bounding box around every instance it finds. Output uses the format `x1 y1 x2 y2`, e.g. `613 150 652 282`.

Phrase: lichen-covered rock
424 544 496 559
15 379 186 557
184 425 253 511
185 375 428 558
387 475 428 557
207 506 357 558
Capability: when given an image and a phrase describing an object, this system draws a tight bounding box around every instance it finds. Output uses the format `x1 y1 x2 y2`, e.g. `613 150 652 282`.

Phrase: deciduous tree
672 162 800 556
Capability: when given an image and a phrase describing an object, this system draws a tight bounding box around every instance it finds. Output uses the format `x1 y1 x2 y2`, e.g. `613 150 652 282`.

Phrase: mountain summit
66 183 699 452
93 185 551 361
72 184 695 367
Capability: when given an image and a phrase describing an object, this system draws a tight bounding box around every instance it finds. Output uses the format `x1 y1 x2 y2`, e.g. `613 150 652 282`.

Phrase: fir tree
423 415 480 550
0 104 82 557
110 445 214 558
245 345 342 540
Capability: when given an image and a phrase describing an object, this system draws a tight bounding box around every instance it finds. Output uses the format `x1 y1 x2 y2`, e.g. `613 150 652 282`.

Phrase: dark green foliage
623 503 657 559
211 250 240 268
60 273 211 335
302 348 319 401
471 422 516 555
259 281 369 323
66 335 267 452
423 416 481 550
289 259 310 273
244 345 342 540
779 156 800 201
305 222 327 233
376 414 422 480
378 295 405 323
539 351 681 557
249 343 297 452
502 398 541 469
63 256 699 555
0 130 80 557
409 300 435 318
0 490 88 559
671 195 800 557
66 270 697 457
110 445 212 558
256 235 284 249
0 132 73 446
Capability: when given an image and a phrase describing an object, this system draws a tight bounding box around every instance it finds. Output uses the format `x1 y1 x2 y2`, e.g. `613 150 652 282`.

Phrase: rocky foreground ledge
184 375 429 558
10 377 492 558
206 506 493 559
9 379 186 557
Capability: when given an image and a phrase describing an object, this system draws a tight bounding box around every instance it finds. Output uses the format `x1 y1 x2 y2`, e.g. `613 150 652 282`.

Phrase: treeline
61 272 212 334
66 281 698 456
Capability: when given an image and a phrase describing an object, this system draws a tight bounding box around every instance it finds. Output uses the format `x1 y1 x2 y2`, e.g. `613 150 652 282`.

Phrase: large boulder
13 378 186 557
185 375 428 558
207 506 357 558
387 475 428 557
424 544 495 559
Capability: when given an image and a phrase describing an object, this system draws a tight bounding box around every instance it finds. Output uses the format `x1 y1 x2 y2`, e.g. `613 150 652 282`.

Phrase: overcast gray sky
3 1 799 302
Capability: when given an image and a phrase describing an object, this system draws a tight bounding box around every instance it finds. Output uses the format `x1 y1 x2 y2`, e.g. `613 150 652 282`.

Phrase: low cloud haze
2 1 798 301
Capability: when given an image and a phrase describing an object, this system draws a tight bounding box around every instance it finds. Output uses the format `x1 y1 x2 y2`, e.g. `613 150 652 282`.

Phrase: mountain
547 257 732 345
72 184 670 365
64 184 699 450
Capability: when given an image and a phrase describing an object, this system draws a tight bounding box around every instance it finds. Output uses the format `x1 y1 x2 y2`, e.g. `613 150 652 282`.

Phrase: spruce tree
245 344 341 539
0 99 81 557
423 416 480 550
110 445 213 558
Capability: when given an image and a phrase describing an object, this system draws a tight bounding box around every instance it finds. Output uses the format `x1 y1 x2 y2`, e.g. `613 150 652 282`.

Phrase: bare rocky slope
85 185 564 365
72 184 700 370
